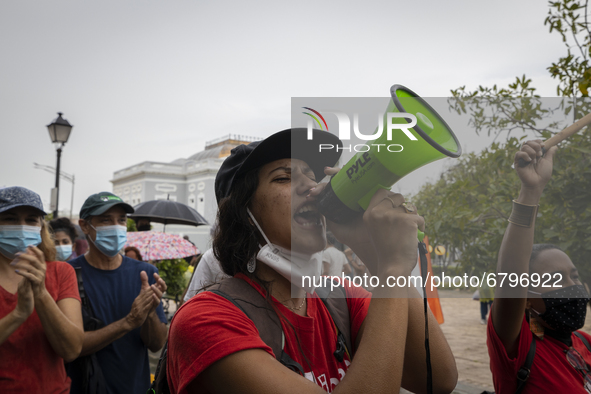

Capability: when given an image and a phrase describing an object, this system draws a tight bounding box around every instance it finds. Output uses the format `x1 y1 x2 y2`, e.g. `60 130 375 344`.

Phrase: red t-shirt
0 261 81 393
167 274 371 394
487 312 591 393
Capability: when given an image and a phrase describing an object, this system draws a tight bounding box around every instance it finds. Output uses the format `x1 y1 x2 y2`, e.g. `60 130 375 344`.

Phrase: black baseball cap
215 128 342 203
80 192 134 219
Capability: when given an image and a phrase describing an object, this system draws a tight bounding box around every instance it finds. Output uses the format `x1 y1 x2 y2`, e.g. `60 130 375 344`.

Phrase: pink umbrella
125 231 199 261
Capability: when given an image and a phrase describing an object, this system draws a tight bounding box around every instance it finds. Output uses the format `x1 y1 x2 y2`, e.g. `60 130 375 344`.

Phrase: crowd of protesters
0 130 590 394
0 189 167 394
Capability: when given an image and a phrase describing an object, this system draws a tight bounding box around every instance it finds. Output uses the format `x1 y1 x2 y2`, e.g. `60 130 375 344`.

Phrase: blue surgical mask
89 225 127 257
0 225 42 260
56 244 73 261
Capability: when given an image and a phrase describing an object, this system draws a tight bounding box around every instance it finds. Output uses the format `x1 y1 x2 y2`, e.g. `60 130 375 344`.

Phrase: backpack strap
71 262 104 328
73 266 89 309
208 277 304 375
149 277 353 393
149 342 170 394
315 285 353 362
574 331 591 353
515 336 536 394
70 261 90 311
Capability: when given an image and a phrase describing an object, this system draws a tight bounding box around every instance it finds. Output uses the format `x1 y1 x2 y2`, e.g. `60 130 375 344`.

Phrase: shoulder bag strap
515 336 536 394
315 285 352 362
574 331 591 353
73 266 89 309
208 278 305 375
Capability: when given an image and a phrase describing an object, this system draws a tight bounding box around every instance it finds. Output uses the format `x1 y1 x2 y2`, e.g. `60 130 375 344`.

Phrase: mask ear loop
527 290 545 339
246 208 275 274
247 208 273 247
526 289 545 315
85 223 98 248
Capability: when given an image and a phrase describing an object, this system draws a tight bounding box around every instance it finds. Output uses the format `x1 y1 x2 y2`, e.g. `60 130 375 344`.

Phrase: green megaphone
318 85 462 224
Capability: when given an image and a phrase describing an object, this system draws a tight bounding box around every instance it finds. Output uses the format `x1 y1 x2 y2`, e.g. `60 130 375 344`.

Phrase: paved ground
151 292 591 393
436 290 495 393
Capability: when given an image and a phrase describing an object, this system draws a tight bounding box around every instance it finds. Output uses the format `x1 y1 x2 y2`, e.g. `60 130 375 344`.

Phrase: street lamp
46 112 73 218
33 163 75 219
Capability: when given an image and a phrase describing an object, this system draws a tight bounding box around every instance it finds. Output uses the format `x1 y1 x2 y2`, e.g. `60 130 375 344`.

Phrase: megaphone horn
318 84 462 223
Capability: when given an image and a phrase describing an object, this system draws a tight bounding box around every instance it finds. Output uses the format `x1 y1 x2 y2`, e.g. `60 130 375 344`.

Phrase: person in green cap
67 192 168 394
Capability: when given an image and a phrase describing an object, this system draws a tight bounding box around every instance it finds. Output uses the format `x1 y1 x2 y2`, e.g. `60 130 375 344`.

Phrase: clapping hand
13 278 34 321
11 246 47 299
141 271 167 311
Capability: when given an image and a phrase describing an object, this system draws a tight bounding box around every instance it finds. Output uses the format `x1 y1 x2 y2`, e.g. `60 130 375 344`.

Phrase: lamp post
33 163 75 219
46 113 73 218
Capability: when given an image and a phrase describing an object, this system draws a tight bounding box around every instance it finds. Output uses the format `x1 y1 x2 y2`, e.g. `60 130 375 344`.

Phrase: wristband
508 200 539 228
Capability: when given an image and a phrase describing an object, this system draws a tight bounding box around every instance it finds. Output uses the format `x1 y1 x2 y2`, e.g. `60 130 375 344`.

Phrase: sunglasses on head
565 347 591 392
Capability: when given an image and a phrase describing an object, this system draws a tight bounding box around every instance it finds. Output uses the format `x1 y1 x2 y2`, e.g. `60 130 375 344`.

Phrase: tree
413 139 523 278
413 0 591 283
127 218 137 232
156 258 189 299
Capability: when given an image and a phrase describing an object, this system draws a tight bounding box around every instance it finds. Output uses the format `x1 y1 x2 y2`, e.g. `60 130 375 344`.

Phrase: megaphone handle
417 229 425 243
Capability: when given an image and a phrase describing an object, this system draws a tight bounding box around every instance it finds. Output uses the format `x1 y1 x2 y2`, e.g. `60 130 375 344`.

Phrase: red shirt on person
487 312 591 393
0 260 80 393
167 274 371 394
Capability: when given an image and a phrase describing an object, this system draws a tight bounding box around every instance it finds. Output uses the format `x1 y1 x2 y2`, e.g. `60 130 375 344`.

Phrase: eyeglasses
565 347 591 392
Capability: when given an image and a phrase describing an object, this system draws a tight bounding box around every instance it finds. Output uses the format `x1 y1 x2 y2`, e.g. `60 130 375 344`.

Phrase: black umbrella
129 199 208 229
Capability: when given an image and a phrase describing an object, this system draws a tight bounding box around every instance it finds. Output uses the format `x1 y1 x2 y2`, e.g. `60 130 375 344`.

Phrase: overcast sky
0 0 567 215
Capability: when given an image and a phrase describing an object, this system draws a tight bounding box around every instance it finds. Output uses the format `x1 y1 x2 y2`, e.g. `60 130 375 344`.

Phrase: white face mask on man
247 208 322 294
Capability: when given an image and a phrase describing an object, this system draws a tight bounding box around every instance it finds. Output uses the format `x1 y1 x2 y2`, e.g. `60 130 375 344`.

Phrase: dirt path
438 291 495 391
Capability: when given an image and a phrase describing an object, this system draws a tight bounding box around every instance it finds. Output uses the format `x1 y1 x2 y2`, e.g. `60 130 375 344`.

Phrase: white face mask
247 209 322 294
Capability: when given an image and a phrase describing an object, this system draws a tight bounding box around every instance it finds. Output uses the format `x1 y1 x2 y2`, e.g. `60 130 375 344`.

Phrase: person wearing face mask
49 217 78 261
67 192 168 394
0 186 84 393
488 140 591 393
166 128 457 394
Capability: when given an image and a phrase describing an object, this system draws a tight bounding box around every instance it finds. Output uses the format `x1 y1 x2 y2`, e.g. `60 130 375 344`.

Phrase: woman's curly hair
213 168 261 277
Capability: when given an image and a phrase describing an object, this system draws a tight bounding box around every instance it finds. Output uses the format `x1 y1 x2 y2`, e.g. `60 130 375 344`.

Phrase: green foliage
127 218 137 232
449 77 561 140
421 0 591 282
545 0 591 96
414 138 522 277
156 259 189 298
539 130 591 281
413 133 591 282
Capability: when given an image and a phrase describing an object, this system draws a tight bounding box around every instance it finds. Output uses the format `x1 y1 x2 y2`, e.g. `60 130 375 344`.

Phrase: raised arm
401 290 457 394
491 140 557 356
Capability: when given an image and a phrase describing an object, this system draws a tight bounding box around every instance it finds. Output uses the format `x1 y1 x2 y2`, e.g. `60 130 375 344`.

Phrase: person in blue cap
0 186 84 393
68 191 168 394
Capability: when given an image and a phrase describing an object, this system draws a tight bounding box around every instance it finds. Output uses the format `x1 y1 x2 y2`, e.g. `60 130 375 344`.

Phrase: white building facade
111 135 260 252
